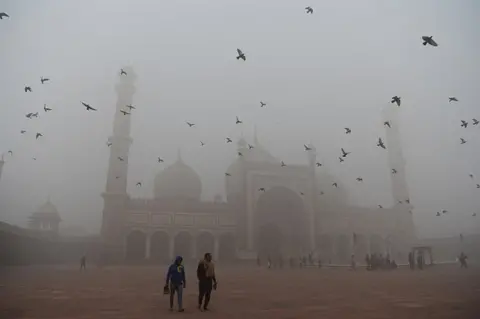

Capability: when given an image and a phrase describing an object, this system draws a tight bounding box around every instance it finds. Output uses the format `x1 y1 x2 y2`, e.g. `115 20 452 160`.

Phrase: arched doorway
219 233 236 261
255 186 308 257
336 235 349 263
174 231 192 260
354 234 368 261
197 232 215 259
370 234 384 255
125 230 146 261
316 234 334 263
150 231 170 263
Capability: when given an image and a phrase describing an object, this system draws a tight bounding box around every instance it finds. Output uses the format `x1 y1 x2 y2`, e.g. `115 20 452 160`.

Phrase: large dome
154 153 202 200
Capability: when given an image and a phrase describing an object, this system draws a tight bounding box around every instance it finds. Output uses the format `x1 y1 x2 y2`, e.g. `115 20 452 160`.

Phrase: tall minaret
0 155 4 183
101 67 136 247
383 106 410 204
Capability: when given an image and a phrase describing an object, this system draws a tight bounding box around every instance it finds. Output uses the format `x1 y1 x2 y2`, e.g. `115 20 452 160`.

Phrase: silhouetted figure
350 254 356 270
267 255 272 269
256 255 261 267
197 253 217 311
417 252 424 270
365 254 371 270
165 256 186 312
80 255 86 271
458 252 468 268
422 36 438 47
408 252 414 270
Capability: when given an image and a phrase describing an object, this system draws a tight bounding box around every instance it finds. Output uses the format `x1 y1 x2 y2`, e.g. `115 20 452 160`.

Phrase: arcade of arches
125 230 236 262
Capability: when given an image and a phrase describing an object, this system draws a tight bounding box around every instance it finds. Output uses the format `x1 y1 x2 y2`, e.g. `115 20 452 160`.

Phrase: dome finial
176 148 183 162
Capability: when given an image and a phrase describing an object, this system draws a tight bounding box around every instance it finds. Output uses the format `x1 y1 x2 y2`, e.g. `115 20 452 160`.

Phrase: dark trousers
198 279 213 308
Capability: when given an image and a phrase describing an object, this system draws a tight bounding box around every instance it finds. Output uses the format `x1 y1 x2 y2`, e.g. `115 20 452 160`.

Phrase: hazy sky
1 0 479 237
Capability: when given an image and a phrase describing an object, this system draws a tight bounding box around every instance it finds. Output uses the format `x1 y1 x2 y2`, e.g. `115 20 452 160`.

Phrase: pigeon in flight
248 144 254 149
126 104 136 110
281 161 287 167
300 192 305 196
422 36 438 47
120 69 127 76
305 6 313 14
32 157 37 161
24 86 32 93
461 120 468 128
332 182 338 188
377 138 386 149
157 157 164 163
40 77 50 84
345 128 351 134
378 205 383 209
258 188 266 192
225 172 231 177
316 162 322 167
236 49 246 61
391 96 401 106
236 116 242 124
44 104 52 112
341 148 350 158
226 137 232 143
320 191 324 195
118 156 124 161
442 209 448 214
136 182 142 187
338 157 344 163
473 213 477 217
436 211 441 217
81 102 97 111
200 141 205 146
392 169 397 174
460 138 467 144
238 152 243 157
116 176 120 179
406 199 410 204
356 177 363 182
32 112 39 118
260 101 266 108
469 174 474 179
186 121 195 127
0 12 9 19
473 119 479 126
120 110 130 115
21 130 26 134
398 200 403 204
449 97 458 102
384 121 391 128
26 113 34 119
106 142 112 147
477 184 480 189
36 133 43 139
304 144 312 151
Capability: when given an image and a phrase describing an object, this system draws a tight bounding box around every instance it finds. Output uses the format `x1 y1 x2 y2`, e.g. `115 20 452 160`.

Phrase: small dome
154 152 202 200
37 199 59 215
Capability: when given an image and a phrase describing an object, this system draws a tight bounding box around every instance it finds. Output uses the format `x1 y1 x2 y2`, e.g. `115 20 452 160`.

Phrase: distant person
416 252 423 270
458 252 468 268
256 255 261 267
197 253 217 311
408 252 414 270
165 256 186 312
365 254 371 270
350 254 356 270
80 255 86 271
267 256 272 269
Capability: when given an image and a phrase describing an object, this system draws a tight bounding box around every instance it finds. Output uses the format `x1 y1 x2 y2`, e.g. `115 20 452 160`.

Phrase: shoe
178 309 185 312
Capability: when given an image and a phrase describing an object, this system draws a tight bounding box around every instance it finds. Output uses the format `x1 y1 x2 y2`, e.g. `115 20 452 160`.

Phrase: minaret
101 67 136 248
383 107 409 204
0 154 4 183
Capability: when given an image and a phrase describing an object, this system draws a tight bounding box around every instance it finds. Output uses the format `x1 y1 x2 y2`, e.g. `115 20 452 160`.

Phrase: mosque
101 67 416 263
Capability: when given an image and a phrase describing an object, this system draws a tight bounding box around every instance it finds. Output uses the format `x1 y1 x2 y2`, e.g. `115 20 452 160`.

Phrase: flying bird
120 69 127 76
136 182 142 187
260 101 266 108
305 6 313 14
20 130 26 134
473 119 479 126
473 213 477 217
422 36 438 47
320 191 324 195
238 152 243 157
81 102 97 111
116 176 120 179
26 113 34 119
384 121 391 128
378 205 383 209
118 156 124 161
106 142 112 147
469 174 474 179
392 169 397 174
225 172 231 177
258 188 266 192
341 148 350 158
126 104 136 110
186 121 195 127
460 138 467 144
40 77 50 84
36 133 43 139
157 157 164 163
344 128 351 134
236 49 246 61
477 184 480 189
236 116 242 124
32 112 39 118
356 177 363 182
120 110 130 115
300 192 305 196
281 161 286 167
316 162 322 167
226 137 232 143
436 211 441 216
391 96 401 106
8 150 13 155
332 182 338 188
442 209 448 214
200 141 205 146
248 144 254 149
449 97 458 102
338 157 344 163
0 12 9 19
377 138 386 149
304 144 312 151
43 104 52 112
32 157 37 161
24 86 32 93
398 200 403 204
406 199 410 204
461 120 468 128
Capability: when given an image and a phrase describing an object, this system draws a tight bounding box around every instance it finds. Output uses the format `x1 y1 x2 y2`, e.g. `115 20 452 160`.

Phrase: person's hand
213 282 217 290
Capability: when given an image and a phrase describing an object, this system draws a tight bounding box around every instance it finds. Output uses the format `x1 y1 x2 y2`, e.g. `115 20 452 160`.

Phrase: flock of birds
1 7 478 220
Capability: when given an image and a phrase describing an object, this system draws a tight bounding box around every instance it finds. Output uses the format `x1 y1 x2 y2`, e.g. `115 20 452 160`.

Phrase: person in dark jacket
197 253 217 311
165 256 186 312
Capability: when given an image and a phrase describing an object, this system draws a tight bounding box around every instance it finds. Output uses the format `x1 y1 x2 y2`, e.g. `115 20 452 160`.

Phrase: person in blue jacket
165 256 186 312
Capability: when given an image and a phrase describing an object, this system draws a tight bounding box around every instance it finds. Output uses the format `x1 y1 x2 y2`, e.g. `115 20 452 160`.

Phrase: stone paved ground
1 265 479 319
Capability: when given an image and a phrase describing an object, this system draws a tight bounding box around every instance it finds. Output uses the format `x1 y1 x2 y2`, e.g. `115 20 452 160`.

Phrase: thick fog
0 0 479 238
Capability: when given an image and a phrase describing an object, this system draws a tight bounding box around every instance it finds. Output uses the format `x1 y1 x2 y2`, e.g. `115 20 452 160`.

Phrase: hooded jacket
166 256 186 285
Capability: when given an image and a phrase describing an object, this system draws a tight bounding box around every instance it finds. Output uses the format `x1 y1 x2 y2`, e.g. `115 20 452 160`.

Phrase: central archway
254 186 308 257
174 231 193 260
197 232 215 259
125 230 146 261
150 231 170 263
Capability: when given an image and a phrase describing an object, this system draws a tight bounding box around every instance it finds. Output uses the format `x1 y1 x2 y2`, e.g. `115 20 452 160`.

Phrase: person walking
165 256 186 312
197 253 217 311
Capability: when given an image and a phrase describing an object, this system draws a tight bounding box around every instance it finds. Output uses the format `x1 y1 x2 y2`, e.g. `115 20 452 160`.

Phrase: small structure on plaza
28 199 62 236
